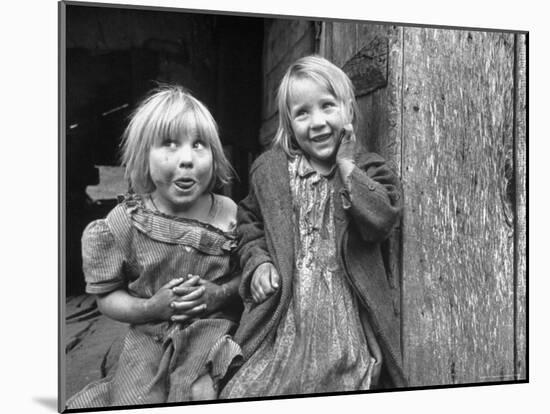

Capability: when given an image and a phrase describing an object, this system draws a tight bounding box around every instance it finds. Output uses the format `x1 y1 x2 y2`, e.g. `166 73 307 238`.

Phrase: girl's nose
310 109 326 129
178 146 194 168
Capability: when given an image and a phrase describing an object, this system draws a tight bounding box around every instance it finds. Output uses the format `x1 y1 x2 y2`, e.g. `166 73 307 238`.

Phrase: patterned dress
220 155 375 398
66 194 242 409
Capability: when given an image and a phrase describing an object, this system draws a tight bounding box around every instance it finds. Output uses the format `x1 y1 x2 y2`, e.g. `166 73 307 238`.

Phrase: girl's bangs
191 107 219 146
152 102 218 147
151 105 193 144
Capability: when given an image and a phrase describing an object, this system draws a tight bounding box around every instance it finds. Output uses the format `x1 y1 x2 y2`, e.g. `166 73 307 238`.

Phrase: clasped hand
146 275 223 323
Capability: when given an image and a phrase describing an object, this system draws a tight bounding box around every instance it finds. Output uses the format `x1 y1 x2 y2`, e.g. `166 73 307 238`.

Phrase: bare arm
96 276 205 324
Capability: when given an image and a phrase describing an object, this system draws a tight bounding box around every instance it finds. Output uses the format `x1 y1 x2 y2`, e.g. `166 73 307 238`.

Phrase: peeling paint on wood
401 28 516 386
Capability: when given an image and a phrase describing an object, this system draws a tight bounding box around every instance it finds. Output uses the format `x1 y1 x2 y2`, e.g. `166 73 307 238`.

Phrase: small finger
183 275 201 285
255 284 266 300
171 304 207 321
166 277 185 288
179 286 205 301
172 285 199 296
170 314 192 322
171 299 203 311
270 269 280 289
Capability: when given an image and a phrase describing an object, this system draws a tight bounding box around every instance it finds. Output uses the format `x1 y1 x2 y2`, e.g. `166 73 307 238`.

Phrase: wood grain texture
263 18 313 75
401 28 516 386
514 33 527 381
355 24 403 168
330 21 358 68
342 35 388 97
262 19 316 124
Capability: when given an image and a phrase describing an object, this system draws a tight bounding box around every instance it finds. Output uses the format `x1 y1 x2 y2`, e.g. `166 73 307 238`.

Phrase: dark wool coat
232 147 407 389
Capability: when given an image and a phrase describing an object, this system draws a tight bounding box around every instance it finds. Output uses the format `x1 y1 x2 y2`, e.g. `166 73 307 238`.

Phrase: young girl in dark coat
220 55 407 398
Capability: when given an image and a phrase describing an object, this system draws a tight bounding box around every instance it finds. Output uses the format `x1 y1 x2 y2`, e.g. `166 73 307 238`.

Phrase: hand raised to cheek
336 124 357 164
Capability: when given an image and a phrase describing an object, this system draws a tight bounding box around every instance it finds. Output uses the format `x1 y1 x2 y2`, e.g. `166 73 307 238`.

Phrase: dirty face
148 119 213 216
288 77 347 175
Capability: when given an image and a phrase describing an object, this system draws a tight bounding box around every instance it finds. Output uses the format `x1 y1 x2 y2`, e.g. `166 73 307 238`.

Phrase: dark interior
65 5 265 294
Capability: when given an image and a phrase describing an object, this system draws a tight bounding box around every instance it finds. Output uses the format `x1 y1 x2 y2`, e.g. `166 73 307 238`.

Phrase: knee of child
190 373 217 401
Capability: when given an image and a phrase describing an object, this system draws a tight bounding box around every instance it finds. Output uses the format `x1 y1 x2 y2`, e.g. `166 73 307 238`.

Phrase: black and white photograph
59 2 528 411
6 0 547 413
57 0 531 412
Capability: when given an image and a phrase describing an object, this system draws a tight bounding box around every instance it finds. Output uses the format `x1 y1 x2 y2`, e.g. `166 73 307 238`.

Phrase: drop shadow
33 397 58 411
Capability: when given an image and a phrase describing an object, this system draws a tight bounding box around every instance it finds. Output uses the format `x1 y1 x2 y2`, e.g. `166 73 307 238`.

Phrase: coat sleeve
339 152 403 243
236 165 273 301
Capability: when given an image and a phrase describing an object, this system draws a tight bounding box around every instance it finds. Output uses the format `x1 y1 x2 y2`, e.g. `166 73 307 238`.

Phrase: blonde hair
272 55 359 156
120 84 233 194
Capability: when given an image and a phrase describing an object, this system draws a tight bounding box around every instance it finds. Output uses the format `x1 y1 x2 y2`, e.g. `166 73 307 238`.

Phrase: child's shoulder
212 194 237 232
83 202 133 242
249 147 287 175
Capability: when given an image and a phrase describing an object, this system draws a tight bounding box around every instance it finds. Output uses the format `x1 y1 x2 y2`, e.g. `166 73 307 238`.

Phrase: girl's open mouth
310 133 332 143
174 179 196 191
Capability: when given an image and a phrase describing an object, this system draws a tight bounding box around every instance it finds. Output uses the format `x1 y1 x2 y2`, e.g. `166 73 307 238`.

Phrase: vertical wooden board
355 24 403 173
514 33 527 381
262 20 316 121
264 18 313 73
330 21 358 67
401 28 516 386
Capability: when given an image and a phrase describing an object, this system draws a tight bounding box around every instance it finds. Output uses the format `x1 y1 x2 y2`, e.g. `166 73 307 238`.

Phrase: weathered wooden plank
262 20 316 123
514 33 527 381
401 28 516 386
342 32 388 97
330 21 357 68
354 24 403 169
264 18 313 75
259 112 279 148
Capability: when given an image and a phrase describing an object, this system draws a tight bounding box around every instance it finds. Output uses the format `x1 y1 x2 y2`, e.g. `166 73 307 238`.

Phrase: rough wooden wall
400 28 516 386
259 18 317 146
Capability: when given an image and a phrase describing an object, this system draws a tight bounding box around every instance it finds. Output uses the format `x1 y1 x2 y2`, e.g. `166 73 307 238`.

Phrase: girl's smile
288 77 347 174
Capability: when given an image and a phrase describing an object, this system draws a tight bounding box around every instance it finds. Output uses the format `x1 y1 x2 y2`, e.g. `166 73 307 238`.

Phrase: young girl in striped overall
67 85 242 409
220 55 406 398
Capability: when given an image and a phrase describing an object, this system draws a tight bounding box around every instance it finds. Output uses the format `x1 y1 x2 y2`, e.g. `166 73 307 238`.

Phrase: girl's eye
322 101 336 110
294 109 307 118
193 140 207 149
163 139 177 148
